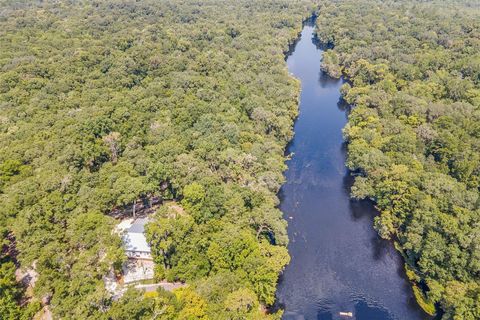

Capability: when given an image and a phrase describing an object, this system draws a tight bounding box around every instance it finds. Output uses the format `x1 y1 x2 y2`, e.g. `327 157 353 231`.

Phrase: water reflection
275 21 429 320
318 72 340 88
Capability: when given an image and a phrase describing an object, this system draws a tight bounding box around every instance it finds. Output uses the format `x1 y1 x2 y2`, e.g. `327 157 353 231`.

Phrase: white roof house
122 218 152 260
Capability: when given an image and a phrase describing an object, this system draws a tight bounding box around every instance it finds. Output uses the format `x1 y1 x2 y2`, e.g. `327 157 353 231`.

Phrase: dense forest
0 0 316 318
317 0 480 319
2 0 480 319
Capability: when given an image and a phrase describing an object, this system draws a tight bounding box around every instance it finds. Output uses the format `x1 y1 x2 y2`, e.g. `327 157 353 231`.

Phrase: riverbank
275 18 429 320
314 1 480 318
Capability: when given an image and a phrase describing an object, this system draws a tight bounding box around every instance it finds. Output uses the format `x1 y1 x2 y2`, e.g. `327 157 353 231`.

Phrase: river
275 21 430 320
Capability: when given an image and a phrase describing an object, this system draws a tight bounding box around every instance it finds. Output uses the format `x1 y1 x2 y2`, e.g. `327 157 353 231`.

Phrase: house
107 207 185 292
123 218 152 261
115 218 154 283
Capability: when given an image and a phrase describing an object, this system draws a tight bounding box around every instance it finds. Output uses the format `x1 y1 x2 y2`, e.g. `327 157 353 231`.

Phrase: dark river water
275 22 429 320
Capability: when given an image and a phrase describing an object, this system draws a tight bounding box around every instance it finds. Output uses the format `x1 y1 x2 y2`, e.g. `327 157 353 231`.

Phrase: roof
128 217 149 233
123 233 151 253
122 218 152 253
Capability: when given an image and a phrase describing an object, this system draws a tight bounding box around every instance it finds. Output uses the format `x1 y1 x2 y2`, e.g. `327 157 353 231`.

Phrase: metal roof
123 232 151 253
123 218 151 253
128 217 149 233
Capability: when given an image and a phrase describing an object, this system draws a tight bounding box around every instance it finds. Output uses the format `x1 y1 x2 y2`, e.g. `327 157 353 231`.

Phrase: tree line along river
275 19 431 320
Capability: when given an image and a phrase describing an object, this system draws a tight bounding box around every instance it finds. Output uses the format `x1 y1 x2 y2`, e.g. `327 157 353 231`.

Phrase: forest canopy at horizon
0 0 316 318
317 0 480 319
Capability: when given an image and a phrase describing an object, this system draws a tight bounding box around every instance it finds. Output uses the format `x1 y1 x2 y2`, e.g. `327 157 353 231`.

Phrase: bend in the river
275 19 430 320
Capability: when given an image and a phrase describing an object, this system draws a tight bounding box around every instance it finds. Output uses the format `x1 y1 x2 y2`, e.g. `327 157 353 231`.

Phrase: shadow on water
274 18 431 320
318 72 340 89
284 14 317 61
